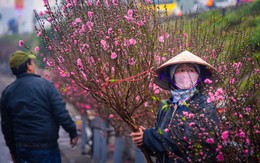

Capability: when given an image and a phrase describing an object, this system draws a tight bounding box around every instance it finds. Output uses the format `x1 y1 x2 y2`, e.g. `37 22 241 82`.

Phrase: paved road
0 117 12 163
0 73 14 163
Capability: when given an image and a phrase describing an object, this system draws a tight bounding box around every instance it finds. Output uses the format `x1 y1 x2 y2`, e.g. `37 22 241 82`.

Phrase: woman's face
174 63 199 90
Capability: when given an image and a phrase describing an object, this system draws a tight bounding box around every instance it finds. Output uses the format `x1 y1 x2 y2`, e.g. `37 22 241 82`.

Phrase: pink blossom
129 38 137 45
35 46 40 52
216 153 224 161
37 31 42 37
75 18 81 23
109 114 114 119
135 96 140 101
245 107 251 112
84 104 90 109
88 11 93 19
96 0 100 5
47 17 52 22
236 69 240 75
127 9 133 17
164 128 169 132
216 95 224 101
87 21 93 31
208 92 214 97
246 138 250 145
216 88 224 95
158 36 164 42
136 20 145 27
124 15 133 21
221 131 229 142
188 113 195 119
182 111 189 117
207 96 215 103
80 71 87 79
128 58 135 65
39 11 44 16
154 89 160 94
111 67 115 72
67 2 72 7
18 40 23 47
62 5 66 11
183 136 187 141
108 28 113 35
124 10 133 21
48 46 52 50
230 78 235 84
114 40 119 46
183 33 188 38
111 52 117 59
204 78 212 84
189 122 195 127
105 0 110 6
206 138 214 144
81 24 86 32
43 0 48 6
77 59 83 70
86 0 92 6
239 130 245 138
44 10 50 14
46 61 53 67
101 40 108 50
112 0 118 5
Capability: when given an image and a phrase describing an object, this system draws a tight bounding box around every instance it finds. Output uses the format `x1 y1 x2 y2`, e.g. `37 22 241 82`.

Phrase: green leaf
210 131 215 137
161 103 169 111
195 143 202 150
109 79 117 83
151 95 160 101
183 101 189 107
158 128 163 135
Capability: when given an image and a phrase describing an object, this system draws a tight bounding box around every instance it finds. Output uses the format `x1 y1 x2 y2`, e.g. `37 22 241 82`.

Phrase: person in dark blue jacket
0 50 78 163
130 50 220 163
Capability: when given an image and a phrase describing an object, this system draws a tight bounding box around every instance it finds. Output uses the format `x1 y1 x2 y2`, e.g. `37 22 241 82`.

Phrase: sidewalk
59 129 92 163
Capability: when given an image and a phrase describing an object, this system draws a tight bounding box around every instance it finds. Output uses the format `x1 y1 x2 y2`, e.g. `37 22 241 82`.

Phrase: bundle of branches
33 0 259 161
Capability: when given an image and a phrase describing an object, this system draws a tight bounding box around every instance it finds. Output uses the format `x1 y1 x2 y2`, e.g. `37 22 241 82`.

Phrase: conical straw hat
154 50 217 90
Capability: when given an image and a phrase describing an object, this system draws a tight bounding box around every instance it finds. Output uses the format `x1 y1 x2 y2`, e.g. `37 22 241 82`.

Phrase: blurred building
0 0 61 35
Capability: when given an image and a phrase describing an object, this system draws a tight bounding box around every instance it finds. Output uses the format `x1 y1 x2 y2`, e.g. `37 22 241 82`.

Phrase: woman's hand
130 126 146 146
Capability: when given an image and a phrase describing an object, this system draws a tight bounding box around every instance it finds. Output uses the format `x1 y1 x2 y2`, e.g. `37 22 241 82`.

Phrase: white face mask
174 72 199 90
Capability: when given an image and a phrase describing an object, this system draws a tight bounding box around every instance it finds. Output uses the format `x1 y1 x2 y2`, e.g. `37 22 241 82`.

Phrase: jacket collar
17 73 41 78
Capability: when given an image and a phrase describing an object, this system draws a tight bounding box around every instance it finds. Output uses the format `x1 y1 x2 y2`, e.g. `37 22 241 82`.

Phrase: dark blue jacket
0 73 77 154
143 91 219 163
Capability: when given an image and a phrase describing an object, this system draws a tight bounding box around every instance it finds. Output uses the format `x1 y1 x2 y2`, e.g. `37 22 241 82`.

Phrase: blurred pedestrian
8 18 18 34
0 50 78 163
130 50 220 162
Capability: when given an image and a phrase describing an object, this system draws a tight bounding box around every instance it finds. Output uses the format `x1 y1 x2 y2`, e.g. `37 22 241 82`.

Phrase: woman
130 50 220 162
